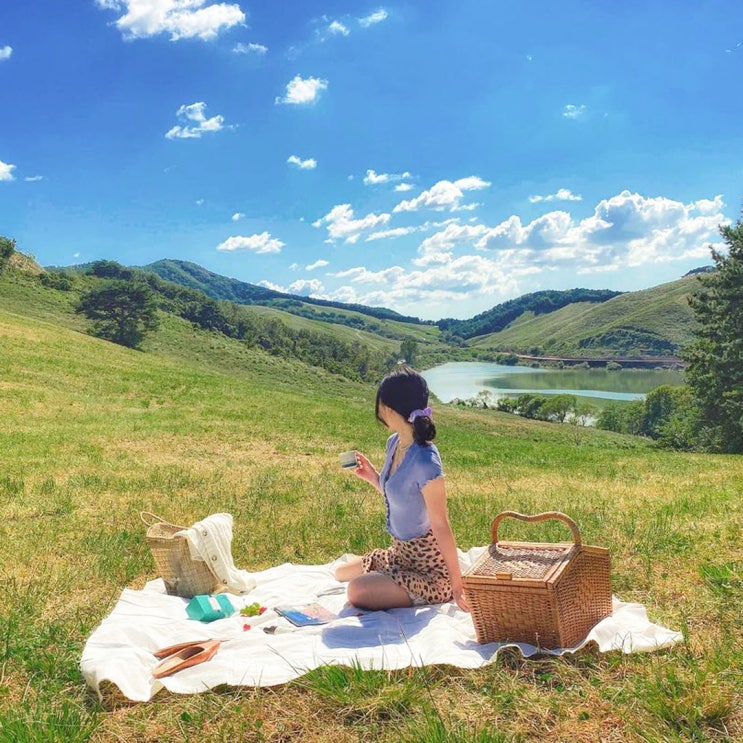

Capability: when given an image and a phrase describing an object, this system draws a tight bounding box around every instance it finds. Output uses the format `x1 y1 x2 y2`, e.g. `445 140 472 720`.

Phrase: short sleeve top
379 433 444 541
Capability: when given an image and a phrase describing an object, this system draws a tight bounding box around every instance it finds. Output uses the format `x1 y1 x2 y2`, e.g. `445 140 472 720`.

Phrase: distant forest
437 288 623 339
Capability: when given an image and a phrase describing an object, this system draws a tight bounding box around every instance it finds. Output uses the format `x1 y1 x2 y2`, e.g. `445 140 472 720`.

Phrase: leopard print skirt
361 530 452 605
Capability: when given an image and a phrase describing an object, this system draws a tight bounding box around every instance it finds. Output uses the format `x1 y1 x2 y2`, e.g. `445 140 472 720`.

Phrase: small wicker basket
463 511 612 648
141 512 225 598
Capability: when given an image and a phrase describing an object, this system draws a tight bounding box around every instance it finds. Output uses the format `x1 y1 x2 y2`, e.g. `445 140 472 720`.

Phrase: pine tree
77 279 159 349
683 213 743 452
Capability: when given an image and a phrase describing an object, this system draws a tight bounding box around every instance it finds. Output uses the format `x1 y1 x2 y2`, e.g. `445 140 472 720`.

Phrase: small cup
339 450 357 469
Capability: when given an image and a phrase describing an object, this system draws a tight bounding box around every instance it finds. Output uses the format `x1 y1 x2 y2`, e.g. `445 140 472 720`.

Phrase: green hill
469 275 700 358
439 288 622 339
143 258 425 325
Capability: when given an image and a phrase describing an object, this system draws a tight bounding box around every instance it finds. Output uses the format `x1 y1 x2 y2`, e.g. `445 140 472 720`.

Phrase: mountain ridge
44 255 709 362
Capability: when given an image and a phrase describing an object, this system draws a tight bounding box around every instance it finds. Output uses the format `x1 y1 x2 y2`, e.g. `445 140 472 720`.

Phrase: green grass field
1 269 742 742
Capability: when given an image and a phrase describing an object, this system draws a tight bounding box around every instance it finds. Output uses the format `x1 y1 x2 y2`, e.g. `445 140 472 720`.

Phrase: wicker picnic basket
141 512 225 598
462 511 612 648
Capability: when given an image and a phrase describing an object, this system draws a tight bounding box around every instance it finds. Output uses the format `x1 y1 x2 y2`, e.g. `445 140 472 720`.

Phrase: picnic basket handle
492 511 582 547
140 511 186 530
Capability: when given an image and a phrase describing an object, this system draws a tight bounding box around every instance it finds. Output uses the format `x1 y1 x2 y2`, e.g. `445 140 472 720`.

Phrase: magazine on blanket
274 602 337 627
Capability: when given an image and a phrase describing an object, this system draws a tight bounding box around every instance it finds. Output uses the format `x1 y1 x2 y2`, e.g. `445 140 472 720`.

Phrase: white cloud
216 232 284 253
313 203 390 244
476 190 727 272
359 9 388 27
0 160 16 181
562 104 587 119
95 0 245 41
195 198 204 206
331 265 406 285
0 46 12 61
311 188 727 319
415 221 489 265
231 212 245 221
328 20 349 36
366 226 418 242
275 75 328 105
326 255 528 320
233 42 267 54
529 188 582 203
287 155 317 170
306 259 329 271
257 279 284 292
363 168 411 185
393 176 490 213
165 102 225 139
395 183 414 192
289 278 325 295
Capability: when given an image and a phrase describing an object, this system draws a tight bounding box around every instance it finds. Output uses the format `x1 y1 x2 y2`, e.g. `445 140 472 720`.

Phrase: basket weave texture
463 511 612 648
142 513 225 598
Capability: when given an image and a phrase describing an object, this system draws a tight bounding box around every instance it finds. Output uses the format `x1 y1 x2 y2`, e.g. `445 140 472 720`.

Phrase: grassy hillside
1 265 742 741
144 259 424 325
245 303 442 357
46 257 451 371
440 288 622 339
471 275 699 358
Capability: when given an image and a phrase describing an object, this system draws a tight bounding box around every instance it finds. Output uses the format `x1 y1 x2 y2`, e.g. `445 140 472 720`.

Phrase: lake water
422 361 684 404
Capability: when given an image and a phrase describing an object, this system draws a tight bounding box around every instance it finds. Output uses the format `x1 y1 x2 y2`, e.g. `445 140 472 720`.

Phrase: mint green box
186 594 236 622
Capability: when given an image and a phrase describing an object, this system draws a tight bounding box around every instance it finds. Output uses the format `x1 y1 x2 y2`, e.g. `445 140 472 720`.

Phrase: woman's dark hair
375 365 436 444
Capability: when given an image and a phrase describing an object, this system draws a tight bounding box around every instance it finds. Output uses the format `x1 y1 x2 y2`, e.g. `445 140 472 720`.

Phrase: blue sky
1 1 742 320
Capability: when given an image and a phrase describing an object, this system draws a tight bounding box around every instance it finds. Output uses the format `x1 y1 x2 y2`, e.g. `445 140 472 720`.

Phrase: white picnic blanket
81 547 683 702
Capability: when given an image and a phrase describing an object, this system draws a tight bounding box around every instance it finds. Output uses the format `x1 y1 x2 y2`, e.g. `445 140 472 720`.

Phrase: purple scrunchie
407 407 432 423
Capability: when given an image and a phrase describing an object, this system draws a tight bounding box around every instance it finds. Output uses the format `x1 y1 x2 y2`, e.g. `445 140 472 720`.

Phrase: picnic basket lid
465 511 583 584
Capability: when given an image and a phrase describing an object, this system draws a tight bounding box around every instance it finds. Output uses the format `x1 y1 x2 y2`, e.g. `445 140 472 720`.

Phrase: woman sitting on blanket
335 365 470 613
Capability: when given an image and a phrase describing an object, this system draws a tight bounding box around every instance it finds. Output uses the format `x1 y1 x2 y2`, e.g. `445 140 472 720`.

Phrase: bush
643 385 703 450
39 271 75 291
495 397 516 413
497 353 519 366
514 393 548 419
596 400 644 435
0 235 16 272
540 394 577 423
596 386 702 448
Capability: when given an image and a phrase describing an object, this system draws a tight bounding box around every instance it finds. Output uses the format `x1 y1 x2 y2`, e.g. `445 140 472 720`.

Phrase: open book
274 603 337 627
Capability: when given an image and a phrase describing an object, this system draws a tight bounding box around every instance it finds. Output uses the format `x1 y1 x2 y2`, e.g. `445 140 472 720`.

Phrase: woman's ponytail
412 413 436 444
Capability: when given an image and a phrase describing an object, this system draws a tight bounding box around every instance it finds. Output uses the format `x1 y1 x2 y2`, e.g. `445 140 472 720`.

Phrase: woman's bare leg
334 555 364 582
347 572 413 610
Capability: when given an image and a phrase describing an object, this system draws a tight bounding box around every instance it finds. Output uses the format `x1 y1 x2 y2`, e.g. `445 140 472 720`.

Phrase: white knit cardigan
177 513 256 594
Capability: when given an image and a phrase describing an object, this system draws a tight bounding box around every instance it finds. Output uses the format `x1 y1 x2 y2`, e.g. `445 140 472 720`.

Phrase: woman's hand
452 584 470 613
353 452 381 491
